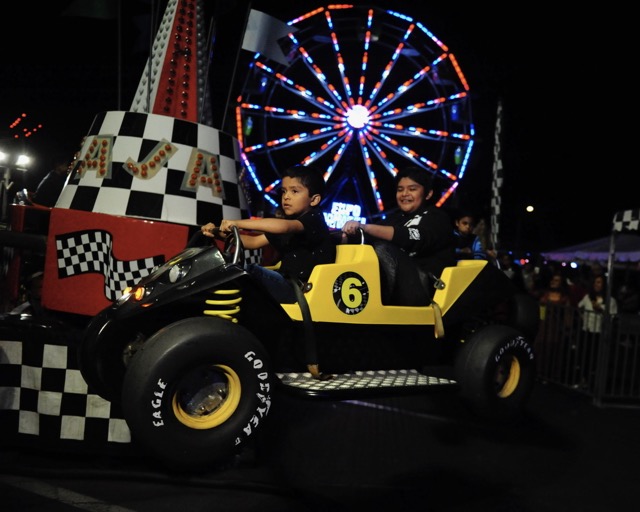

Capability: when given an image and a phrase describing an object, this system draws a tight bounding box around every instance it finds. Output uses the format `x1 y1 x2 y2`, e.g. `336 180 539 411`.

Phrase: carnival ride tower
36 0 247 316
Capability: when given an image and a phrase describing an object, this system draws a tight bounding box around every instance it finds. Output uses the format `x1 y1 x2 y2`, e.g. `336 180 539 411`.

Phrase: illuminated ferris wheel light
346 104 371 129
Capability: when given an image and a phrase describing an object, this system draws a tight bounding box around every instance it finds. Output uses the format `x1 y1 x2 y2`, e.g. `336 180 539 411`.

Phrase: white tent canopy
542 233 640 264
543 209 640 265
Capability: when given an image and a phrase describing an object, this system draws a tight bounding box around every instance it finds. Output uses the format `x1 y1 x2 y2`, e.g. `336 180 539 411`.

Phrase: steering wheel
342 226 366 245
222 225 244 265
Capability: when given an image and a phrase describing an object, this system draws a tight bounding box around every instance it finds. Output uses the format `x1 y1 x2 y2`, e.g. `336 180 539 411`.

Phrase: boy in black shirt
342 166 455 305
201 164 335 303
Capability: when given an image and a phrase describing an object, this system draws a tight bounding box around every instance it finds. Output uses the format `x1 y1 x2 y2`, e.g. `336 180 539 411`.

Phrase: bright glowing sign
323 201 367 229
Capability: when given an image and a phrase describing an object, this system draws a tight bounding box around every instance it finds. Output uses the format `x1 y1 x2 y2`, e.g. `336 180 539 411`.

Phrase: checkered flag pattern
276 370 456 393
56 111 250 227
244 248 263 266
490 101 503 250
56 229 164 301
0 340 131 445
613 209 640 233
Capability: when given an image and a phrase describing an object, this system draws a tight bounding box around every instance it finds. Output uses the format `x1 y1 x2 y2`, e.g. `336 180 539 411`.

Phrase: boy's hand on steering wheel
219 220 237 236
342 220 362 236
201 222 218 238
201 223 230 239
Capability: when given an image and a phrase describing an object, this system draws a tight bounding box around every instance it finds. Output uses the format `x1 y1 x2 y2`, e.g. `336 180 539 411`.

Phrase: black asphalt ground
1 379 639 512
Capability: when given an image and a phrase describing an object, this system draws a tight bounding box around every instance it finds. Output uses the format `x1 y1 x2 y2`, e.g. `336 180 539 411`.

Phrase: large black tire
454 324 535 420
78 309 140 402
121 316 273 471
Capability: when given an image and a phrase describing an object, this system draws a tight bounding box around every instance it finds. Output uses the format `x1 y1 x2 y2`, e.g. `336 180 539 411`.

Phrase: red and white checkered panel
42 208 189 316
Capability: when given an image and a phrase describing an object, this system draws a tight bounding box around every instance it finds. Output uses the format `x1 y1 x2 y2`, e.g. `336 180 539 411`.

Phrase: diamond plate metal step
276 369 457 397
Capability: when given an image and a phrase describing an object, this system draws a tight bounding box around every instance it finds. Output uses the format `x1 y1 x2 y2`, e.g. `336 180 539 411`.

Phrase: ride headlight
168 263 190 283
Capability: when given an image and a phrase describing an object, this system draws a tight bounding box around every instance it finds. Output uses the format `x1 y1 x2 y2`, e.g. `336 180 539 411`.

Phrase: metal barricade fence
535 302 640 408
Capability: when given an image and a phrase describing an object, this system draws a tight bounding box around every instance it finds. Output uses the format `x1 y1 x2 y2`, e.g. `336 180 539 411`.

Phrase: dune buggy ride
78 227 539 471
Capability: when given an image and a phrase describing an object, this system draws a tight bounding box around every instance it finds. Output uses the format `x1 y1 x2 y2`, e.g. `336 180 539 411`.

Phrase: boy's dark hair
455 209 476 222
395 166 434 192
282 164 326 198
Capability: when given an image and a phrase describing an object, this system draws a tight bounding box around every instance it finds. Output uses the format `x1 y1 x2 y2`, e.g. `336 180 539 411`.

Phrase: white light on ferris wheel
346 105 371 129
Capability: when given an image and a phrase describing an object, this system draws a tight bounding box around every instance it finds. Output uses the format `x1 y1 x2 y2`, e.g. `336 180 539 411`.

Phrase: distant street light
0 150 31 169
516 204 537 253
15 154 31 170
0 148 32 224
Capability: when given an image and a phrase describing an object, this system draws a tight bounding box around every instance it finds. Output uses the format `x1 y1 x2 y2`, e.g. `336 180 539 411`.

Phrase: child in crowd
453 211 488 260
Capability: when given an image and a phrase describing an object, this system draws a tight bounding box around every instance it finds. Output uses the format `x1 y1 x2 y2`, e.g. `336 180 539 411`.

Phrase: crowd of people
521 256 639 390
520 259 636 317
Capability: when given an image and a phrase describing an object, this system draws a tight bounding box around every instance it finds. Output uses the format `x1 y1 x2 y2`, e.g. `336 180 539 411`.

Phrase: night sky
1 1 631 252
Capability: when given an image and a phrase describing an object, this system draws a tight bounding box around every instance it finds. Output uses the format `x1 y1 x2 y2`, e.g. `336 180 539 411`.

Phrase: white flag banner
490 101 504 251
241 10 296 66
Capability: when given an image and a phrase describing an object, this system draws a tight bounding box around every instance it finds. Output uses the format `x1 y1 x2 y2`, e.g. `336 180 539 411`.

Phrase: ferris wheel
236 4 474 222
